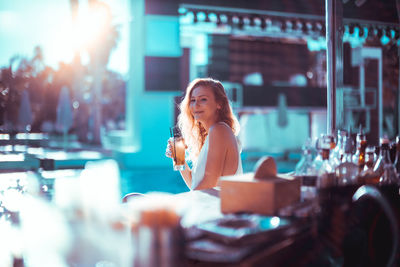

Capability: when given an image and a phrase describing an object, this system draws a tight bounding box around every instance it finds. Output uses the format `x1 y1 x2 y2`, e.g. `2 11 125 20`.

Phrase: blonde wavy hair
177 78 240 162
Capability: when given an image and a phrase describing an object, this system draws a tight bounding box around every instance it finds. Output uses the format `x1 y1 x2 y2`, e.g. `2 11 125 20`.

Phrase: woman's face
189 85 220 126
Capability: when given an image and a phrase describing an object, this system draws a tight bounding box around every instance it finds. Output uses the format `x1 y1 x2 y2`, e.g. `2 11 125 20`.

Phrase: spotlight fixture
305 22 313 32
232 15 239 25
197 11 206 22
266 18 272 28
312 21 323 32
301 21 308 33
386 27 393 39
295 20 303 31
380 29 391 45
178 7 187 15
243 17 250 27
298 21 304 31
285 20 293 31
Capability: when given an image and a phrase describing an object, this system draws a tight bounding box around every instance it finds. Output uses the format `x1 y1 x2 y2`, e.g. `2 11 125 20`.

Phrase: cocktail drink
170 127 185 171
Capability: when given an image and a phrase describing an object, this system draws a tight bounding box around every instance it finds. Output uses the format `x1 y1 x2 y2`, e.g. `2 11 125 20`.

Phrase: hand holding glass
169 127 185 171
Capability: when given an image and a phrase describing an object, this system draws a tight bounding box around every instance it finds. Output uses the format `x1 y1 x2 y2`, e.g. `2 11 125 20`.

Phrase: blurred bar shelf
0 133 49 147
0 133 84 149
0 135 112 171
0 153 40 171
34 150 108 170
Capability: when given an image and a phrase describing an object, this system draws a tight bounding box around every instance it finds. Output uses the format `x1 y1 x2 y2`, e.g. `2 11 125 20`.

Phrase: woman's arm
179 161 192 188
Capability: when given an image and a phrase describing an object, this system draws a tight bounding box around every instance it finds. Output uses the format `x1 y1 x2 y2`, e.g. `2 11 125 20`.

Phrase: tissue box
220 173 301 215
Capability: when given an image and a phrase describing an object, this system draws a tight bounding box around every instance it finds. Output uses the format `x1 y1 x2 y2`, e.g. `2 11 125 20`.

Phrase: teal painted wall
116 92 180 169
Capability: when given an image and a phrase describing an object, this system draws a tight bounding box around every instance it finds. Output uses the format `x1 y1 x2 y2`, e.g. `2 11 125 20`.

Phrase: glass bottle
352 132 367 173
360 146 377 184
295 138 317 199
393 136 400 175
364 146 376 171
373 137 398 185
315 135 335 188
313 134 335 171
312 135 323 171
336 137 359 185
295 138 315 178
330 130 347 169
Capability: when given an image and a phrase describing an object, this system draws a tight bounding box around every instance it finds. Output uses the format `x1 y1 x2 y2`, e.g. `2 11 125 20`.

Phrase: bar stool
122 192 145 203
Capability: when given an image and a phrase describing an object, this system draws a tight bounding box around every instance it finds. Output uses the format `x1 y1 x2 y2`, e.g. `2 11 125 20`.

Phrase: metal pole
398 47 400 135
325 0 343 135
396 0 400 136
378 50 383 139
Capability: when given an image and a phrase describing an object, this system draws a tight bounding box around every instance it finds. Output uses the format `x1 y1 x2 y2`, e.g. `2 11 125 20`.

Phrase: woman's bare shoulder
209 123 235 140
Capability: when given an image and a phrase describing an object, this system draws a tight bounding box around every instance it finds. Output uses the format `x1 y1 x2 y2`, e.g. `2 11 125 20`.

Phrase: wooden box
219 173 301 215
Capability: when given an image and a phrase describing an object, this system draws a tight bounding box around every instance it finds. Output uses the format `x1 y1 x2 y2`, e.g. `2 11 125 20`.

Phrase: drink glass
364 146 376 170
170 127 185 171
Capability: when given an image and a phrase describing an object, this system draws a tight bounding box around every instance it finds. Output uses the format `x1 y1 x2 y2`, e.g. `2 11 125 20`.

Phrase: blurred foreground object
127 193 184 267
51 159 133 266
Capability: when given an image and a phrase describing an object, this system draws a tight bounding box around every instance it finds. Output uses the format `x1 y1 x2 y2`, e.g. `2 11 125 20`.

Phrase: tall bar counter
180 184 399 266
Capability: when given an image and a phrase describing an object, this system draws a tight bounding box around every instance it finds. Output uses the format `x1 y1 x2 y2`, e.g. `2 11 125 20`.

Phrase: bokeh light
0 0 129 74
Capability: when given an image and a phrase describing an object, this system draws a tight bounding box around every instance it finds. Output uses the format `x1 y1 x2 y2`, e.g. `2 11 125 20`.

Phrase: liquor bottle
373 137 398 185
360 146 378 184
295 138 317 199
364 146 376 171
330 130 347 168
352 131 367 173
315 135 335 188
295 138 315 179
336 137 359 185
312 135 323 171
313 134 335 170
393 136 400 175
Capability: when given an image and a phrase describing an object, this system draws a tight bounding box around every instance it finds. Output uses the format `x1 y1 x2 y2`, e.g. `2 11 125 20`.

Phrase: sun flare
52 3 111 63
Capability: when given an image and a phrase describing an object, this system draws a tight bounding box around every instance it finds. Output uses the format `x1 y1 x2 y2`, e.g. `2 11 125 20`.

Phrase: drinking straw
170 127 177 162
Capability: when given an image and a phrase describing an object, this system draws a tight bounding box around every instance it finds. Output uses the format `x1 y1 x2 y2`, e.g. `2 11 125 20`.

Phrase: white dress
191 123 243 190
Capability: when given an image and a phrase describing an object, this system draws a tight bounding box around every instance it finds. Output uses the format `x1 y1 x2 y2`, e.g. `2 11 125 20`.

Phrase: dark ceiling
146 0 400 24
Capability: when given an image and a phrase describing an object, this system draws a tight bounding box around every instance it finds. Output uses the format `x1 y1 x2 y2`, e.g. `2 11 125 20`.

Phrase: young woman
166 78 242 190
